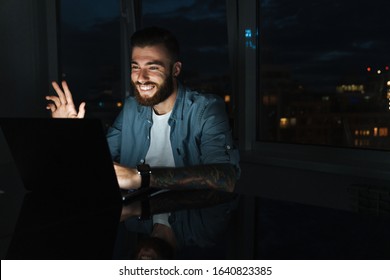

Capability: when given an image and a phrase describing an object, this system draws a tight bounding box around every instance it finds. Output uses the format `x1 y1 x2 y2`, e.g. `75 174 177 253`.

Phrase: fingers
61 80 75 105
45 102 56 112
51 81 67 105
77 102 86 118
45 95 61 108
46 81 87 118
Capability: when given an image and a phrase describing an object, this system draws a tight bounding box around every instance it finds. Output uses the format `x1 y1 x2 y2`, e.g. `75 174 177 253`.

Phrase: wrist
137 164 151 189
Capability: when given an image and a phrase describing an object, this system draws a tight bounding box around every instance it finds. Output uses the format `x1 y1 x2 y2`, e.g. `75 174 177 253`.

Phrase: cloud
143 0 225 21
61 0 119 30
259 0 390 91
352 41 377 50
142 0 195 14
316 51 355 62
141 0 230 78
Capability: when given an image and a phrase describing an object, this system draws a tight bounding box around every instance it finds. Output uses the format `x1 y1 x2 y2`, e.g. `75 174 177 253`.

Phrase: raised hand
45 81 86 118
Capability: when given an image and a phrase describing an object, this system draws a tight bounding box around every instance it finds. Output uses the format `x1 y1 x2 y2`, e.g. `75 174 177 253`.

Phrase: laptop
0 117 155 202
1 117 163 259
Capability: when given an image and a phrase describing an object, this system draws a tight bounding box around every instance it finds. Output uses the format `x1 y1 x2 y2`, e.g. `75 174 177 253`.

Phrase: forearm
149 189 238 214
150 163 237 192
120 189 238 222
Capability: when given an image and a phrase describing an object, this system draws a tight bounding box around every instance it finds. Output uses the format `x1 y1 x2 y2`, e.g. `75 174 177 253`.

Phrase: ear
173 62 182 77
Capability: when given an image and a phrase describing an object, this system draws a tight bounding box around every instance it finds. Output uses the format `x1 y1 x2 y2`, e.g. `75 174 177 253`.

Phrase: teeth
140 84 154 91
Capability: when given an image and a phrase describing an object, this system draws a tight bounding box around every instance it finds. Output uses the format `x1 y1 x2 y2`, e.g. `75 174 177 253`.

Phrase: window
257 0 390 150
139 0 233 119
232 0 390 180
59 0 122 129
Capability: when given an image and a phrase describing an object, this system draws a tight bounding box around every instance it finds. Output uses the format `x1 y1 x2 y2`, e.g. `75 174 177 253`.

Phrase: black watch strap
137 164 151 189
138 199 151 220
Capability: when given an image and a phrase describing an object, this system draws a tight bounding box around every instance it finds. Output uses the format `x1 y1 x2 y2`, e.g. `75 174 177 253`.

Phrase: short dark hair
130 26 180 62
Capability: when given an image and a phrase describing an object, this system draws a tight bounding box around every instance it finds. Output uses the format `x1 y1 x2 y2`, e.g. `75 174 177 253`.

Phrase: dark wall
236 160 390 214
0 0 51 118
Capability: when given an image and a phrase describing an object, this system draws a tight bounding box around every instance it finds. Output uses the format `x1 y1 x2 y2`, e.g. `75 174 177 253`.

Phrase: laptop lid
0 117 125 259
0 117 157 202
0 118 120 197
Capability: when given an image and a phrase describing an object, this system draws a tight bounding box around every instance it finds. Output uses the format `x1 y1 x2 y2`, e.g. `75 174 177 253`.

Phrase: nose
136 68 149 84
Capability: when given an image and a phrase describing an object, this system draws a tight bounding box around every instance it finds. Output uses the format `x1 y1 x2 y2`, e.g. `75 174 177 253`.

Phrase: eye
149 66 159 71
131 65 140 70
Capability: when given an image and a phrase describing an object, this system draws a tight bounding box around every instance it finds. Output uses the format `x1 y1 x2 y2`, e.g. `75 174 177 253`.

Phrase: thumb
77 102 86 118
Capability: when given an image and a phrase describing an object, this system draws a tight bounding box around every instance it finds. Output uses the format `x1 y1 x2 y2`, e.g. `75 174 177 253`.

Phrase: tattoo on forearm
149 189 238 214
150 164 236 192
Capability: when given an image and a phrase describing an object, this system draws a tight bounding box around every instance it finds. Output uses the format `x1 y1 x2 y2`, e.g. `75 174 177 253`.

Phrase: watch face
137 164 151 173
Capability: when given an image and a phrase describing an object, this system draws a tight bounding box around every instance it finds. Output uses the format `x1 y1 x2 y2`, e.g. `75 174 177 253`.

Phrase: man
46 26 240 257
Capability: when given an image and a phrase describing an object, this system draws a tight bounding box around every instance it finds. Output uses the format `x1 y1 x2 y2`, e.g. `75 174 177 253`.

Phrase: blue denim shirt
106 82 240 176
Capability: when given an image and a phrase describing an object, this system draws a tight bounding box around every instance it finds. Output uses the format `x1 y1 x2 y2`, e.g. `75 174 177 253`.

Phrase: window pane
140 0 233 118
60 0 122 129
257 0 390 150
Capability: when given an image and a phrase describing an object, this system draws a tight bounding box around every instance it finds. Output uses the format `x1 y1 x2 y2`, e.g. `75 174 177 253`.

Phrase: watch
138 199 151 220
137 164 151 189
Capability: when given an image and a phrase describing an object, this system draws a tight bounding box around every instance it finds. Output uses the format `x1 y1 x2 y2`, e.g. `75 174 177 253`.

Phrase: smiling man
131 44 181 113
45 26 240 257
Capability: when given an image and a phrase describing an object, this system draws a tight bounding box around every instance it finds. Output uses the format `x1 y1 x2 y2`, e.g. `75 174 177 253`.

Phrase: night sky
59 0 390 97
60 0 229 100
141 0 230 80
260 0 390 92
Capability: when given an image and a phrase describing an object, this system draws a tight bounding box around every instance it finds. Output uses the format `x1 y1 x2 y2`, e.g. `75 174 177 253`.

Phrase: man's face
131 45 179 106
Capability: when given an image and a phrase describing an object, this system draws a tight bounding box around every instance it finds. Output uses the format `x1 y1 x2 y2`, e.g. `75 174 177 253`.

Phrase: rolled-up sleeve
198 96 240 178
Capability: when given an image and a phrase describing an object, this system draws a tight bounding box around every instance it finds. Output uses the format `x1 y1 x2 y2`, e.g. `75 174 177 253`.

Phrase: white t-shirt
145 109 175 168
145 109 174 227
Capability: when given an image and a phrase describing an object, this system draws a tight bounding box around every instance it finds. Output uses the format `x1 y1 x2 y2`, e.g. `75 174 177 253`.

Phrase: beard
132 73 174 107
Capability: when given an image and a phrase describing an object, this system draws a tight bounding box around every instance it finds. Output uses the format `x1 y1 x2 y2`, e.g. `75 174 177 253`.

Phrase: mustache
135 81 156 86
